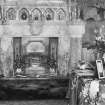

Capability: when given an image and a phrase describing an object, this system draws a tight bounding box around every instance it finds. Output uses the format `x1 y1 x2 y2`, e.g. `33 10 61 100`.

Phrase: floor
0 100 67 105
0 78 68 105
0 89 68 105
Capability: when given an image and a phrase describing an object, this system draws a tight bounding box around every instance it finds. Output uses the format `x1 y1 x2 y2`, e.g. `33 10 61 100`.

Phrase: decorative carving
19 8 29 21
57 8 66 20
6 8 16 20
45 8 54 21
32 8 42 21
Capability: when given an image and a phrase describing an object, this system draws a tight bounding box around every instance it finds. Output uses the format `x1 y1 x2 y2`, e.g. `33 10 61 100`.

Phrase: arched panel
6 8 16 20
57 8 66 20
45 8 54 21
32 8 42 21
19 8 29 21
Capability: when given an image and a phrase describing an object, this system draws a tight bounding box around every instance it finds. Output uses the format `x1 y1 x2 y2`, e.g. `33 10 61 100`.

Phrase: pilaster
69 20 85 71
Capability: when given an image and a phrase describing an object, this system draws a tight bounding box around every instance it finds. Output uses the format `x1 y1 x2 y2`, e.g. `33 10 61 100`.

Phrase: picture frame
96 60 105 79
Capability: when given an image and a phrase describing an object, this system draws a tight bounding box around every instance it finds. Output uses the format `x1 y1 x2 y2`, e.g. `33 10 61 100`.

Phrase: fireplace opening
13 37 58 77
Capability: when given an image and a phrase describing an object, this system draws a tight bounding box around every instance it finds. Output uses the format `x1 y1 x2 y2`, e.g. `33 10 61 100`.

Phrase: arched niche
45 8 54 21
32 8 42 21
6 8 16 20
57 8 66 20
19 8 29 21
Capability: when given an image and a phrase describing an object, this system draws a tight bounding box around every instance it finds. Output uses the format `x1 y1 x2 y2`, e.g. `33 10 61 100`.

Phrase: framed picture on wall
96 60 105 79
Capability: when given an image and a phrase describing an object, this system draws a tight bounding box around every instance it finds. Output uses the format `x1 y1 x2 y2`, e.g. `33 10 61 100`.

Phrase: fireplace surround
13 37 58 77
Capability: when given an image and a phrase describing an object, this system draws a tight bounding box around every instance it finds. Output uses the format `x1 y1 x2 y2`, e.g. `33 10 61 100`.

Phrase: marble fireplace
13 37 58 77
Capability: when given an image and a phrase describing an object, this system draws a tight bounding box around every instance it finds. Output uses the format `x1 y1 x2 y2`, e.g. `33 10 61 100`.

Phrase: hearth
24 53 48 77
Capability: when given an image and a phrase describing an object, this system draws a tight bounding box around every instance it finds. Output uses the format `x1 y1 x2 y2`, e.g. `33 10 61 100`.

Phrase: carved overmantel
0 0 82 37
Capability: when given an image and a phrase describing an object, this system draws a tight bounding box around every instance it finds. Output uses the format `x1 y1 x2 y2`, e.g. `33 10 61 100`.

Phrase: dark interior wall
81 22 97 62
82 21 105 62
83 22 97 45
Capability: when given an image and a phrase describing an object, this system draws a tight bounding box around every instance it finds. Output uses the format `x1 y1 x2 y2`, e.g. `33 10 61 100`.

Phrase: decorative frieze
0 0 81 24
4 7 67 24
